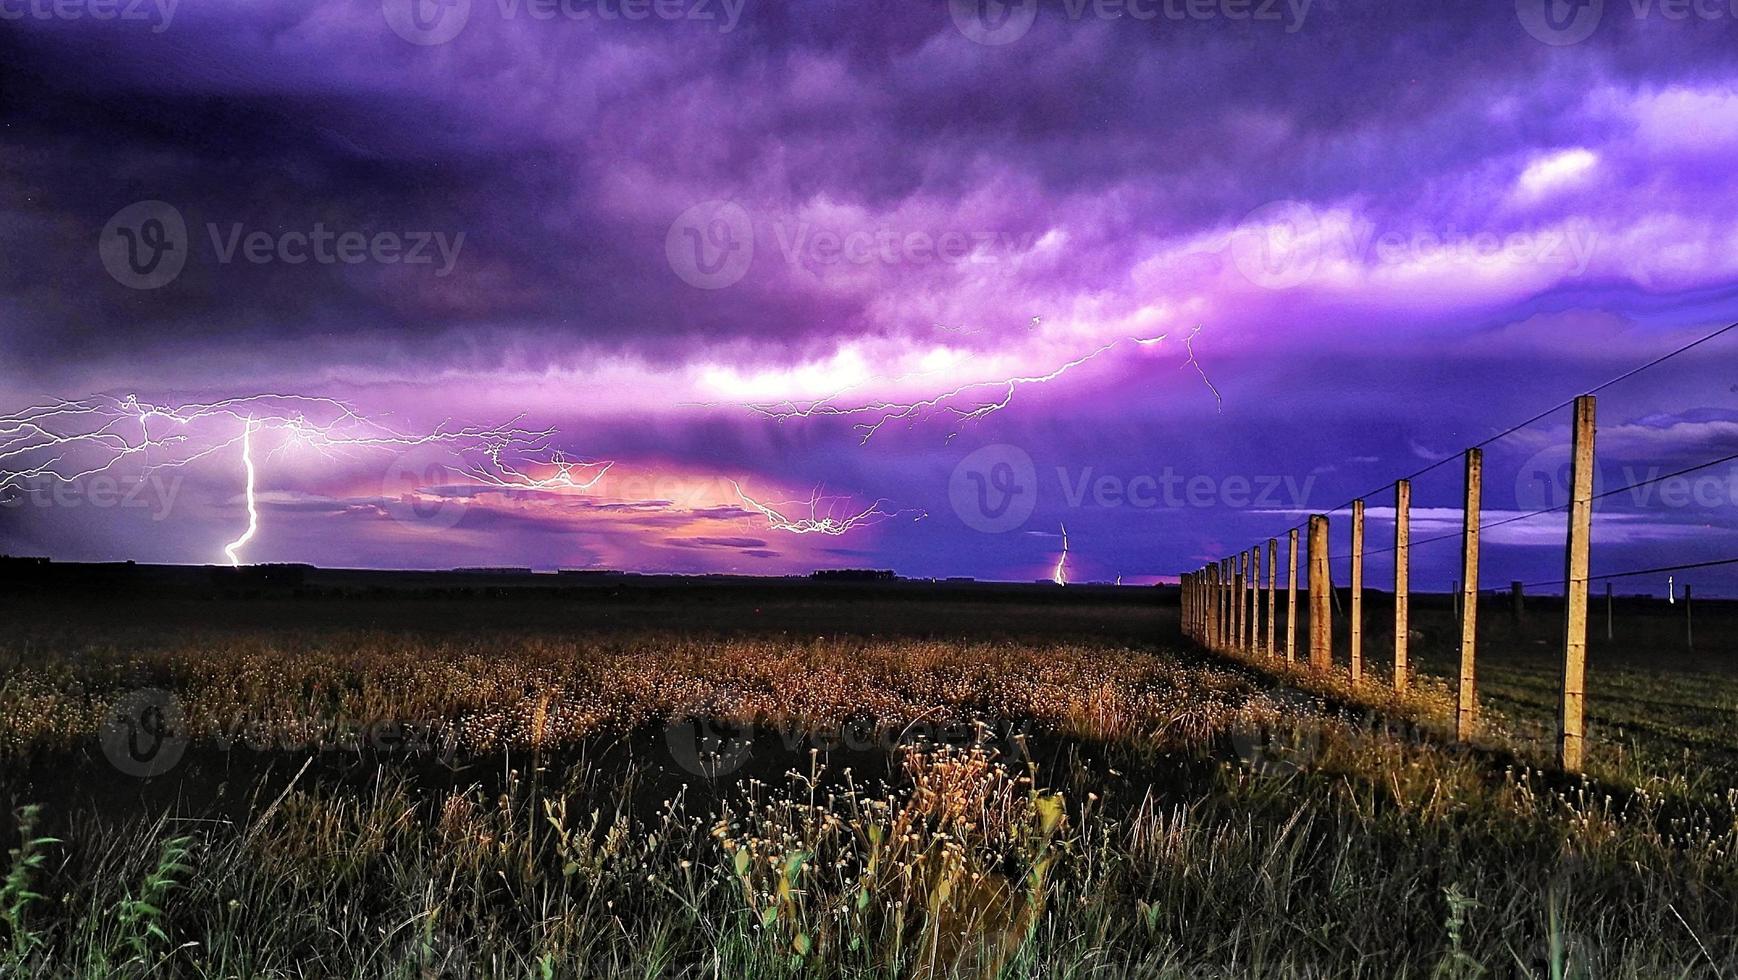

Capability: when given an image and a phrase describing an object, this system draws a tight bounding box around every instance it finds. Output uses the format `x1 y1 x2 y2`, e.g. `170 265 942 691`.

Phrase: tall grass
2 632 1736 977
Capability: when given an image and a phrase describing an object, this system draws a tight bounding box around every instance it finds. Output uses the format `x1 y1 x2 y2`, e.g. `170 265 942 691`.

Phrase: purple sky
2 0 1737 591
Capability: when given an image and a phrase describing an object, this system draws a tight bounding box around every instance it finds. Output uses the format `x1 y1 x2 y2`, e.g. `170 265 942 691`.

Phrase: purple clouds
1 0 1736 589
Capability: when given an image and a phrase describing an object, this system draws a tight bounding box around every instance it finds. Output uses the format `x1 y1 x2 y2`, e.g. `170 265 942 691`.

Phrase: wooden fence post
1194 569 1203 640
1213 559 1222 650
1350 498 1364 685
1253 546 1262 652
1184 572 1194 640
1233 554 1245 652
1199 567 1207 641
1188 569 1202 639
1208 562 1216 648
1266 537 1278 658
1210 561 1220 650
1206 564 1219 650
1394 479 1411 692
1223 559 1237 649
1246 549 1256 651
1560 393 1595 772
1190 570 1199 640
1457 448 1483 740
1193 571 1202 640
1286 529 1299 664
1309 514 1332 672
1196 569 1204 641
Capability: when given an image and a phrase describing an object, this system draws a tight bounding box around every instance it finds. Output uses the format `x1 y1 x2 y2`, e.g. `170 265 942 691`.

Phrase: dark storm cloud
5 0 1736 389
4 0 1738 585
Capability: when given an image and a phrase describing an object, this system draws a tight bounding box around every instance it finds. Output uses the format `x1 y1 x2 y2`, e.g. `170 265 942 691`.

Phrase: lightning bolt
723 329 1213 443
1051 522 1069 586
0 392 614 564
1179 326 1223 413
751 334 1163 444
731 481 926 535
223 417 258 566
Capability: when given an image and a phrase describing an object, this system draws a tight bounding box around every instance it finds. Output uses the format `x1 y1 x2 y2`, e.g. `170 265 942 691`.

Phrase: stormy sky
2 0 1736 590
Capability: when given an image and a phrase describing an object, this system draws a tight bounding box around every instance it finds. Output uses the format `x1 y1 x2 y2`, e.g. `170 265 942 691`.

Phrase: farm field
1291 590 1738 788
2 581 1737 978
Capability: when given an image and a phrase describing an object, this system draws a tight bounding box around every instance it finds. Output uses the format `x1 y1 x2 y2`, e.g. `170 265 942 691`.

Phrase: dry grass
1 619 1737 977
0 633 1295 757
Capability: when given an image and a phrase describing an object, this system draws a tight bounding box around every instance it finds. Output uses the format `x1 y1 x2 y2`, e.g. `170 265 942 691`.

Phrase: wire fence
1180 319 1738 773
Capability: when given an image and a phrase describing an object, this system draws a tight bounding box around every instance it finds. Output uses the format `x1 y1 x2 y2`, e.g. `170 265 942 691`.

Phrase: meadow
1 581 1736 978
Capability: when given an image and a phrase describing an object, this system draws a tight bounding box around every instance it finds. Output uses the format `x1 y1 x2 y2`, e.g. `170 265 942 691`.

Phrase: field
2 576 1737 978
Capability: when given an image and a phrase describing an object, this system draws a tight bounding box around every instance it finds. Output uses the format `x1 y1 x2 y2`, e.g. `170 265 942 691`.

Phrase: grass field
2 582 1736 978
